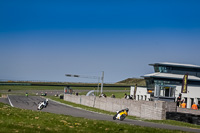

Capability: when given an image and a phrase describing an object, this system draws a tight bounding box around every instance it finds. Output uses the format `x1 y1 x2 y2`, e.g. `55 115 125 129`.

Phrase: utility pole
101 71 104 94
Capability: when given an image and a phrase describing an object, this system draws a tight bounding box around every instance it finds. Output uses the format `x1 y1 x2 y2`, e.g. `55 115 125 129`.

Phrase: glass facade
155 86 175 98
154 65 200 77
146 78 179 98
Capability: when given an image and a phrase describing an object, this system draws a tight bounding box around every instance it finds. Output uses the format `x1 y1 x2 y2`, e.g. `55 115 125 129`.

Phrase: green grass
146 119 200 129
0 102 186 133
47 96 200 130
0 85 129 91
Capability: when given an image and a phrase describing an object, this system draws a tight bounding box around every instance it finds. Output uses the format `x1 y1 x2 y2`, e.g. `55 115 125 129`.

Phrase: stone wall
64 94 176 120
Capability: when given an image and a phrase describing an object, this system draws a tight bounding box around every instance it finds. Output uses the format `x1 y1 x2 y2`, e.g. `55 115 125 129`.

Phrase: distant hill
116 78 146 86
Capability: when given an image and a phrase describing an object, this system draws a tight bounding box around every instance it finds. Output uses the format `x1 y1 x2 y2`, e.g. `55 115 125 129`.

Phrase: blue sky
1 0 200 83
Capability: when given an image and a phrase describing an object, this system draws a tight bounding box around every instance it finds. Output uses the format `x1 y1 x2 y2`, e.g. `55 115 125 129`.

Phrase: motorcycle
37 99 48 110
113 108 129 121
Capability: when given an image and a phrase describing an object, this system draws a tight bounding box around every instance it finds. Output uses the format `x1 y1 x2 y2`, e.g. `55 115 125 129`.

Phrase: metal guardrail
0 83 31 85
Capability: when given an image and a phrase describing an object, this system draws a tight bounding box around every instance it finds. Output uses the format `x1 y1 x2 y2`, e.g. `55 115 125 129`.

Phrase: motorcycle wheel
39 105 44 110
113 114 117 120
120 114 126 121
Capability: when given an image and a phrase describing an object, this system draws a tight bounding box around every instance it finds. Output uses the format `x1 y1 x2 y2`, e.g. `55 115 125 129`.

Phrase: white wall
130 86 150 101
175 85 200 99
175 85 200 108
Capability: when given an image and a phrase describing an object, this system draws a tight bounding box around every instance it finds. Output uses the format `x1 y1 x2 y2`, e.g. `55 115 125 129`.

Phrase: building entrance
154 85 176 101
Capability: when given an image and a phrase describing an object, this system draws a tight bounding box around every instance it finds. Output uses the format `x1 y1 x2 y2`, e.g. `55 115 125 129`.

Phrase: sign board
181 73 188 93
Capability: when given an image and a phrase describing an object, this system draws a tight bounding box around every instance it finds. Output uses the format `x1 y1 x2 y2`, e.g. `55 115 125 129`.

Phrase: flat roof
142 72 200 81
149 62 200 69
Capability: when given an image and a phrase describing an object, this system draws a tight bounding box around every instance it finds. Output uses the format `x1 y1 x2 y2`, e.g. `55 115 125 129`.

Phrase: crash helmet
126 108 129 112
46 99 48 102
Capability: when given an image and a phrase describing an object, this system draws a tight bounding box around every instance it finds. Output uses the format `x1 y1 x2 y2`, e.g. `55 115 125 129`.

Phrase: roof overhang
141 72 200 82
149 62 200 69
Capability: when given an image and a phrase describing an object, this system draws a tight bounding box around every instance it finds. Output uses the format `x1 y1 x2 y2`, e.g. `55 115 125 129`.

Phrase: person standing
176 94 181 107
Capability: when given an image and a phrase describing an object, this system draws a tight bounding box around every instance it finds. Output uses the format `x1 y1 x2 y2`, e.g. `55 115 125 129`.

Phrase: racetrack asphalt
3 95 200 133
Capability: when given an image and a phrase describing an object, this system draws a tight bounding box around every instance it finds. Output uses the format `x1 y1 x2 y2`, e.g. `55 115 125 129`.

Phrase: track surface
5 95 200 133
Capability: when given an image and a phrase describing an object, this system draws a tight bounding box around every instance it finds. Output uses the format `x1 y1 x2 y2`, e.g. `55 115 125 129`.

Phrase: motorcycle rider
37 99 49 110
44 99 48 107
113 108 129 121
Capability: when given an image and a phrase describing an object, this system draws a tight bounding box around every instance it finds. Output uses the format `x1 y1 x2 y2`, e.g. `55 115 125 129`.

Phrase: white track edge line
7 95 14 107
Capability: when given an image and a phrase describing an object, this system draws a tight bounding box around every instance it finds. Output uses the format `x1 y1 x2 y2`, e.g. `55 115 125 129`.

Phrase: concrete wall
64 94 177 120
177 107 200 115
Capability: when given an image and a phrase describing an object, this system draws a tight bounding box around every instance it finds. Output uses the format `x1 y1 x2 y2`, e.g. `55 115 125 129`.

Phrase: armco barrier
64 94 176 120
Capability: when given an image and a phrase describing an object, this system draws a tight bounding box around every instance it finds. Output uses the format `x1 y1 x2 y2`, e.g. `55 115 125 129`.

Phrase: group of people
99 93 107 98
177 94 199 110
99 93 133 99
124 93 133 100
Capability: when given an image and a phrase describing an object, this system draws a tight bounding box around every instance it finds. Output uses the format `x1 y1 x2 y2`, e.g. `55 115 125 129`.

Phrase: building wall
175 85 200 108
64 94 176 120
130 86 151 101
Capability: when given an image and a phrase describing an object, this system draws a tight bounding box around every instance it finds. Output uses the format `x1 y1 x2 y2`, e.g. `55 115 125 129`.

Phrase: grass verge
0 102 186 133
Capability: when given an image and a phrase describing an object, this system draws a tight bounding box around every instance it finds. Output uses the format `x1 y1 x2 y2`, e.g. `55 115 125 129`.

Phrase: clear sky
1 0 200 83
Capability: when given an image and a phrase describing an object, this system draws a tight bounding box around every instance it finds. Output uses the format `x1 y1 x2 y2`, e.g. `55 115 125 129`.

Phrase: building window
141 95 143 100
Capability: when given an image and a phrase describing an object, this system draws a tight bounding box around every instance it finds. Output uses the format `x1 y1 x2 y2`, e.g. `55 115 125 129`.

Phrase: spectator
124 93 127 99
176 94 181 107
111 94 115 98
192 102 198 110
181 100 186 108
99 93 106 98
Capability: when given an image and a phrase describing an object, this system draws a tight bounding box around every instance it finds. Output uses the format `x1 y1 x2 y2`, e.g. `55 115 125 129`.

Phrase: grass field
0 102 187 133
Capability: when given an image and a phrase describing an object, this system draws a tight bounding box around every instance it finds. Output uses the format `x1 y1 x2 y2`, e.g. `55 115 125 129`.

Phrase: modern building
132 62 200 109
